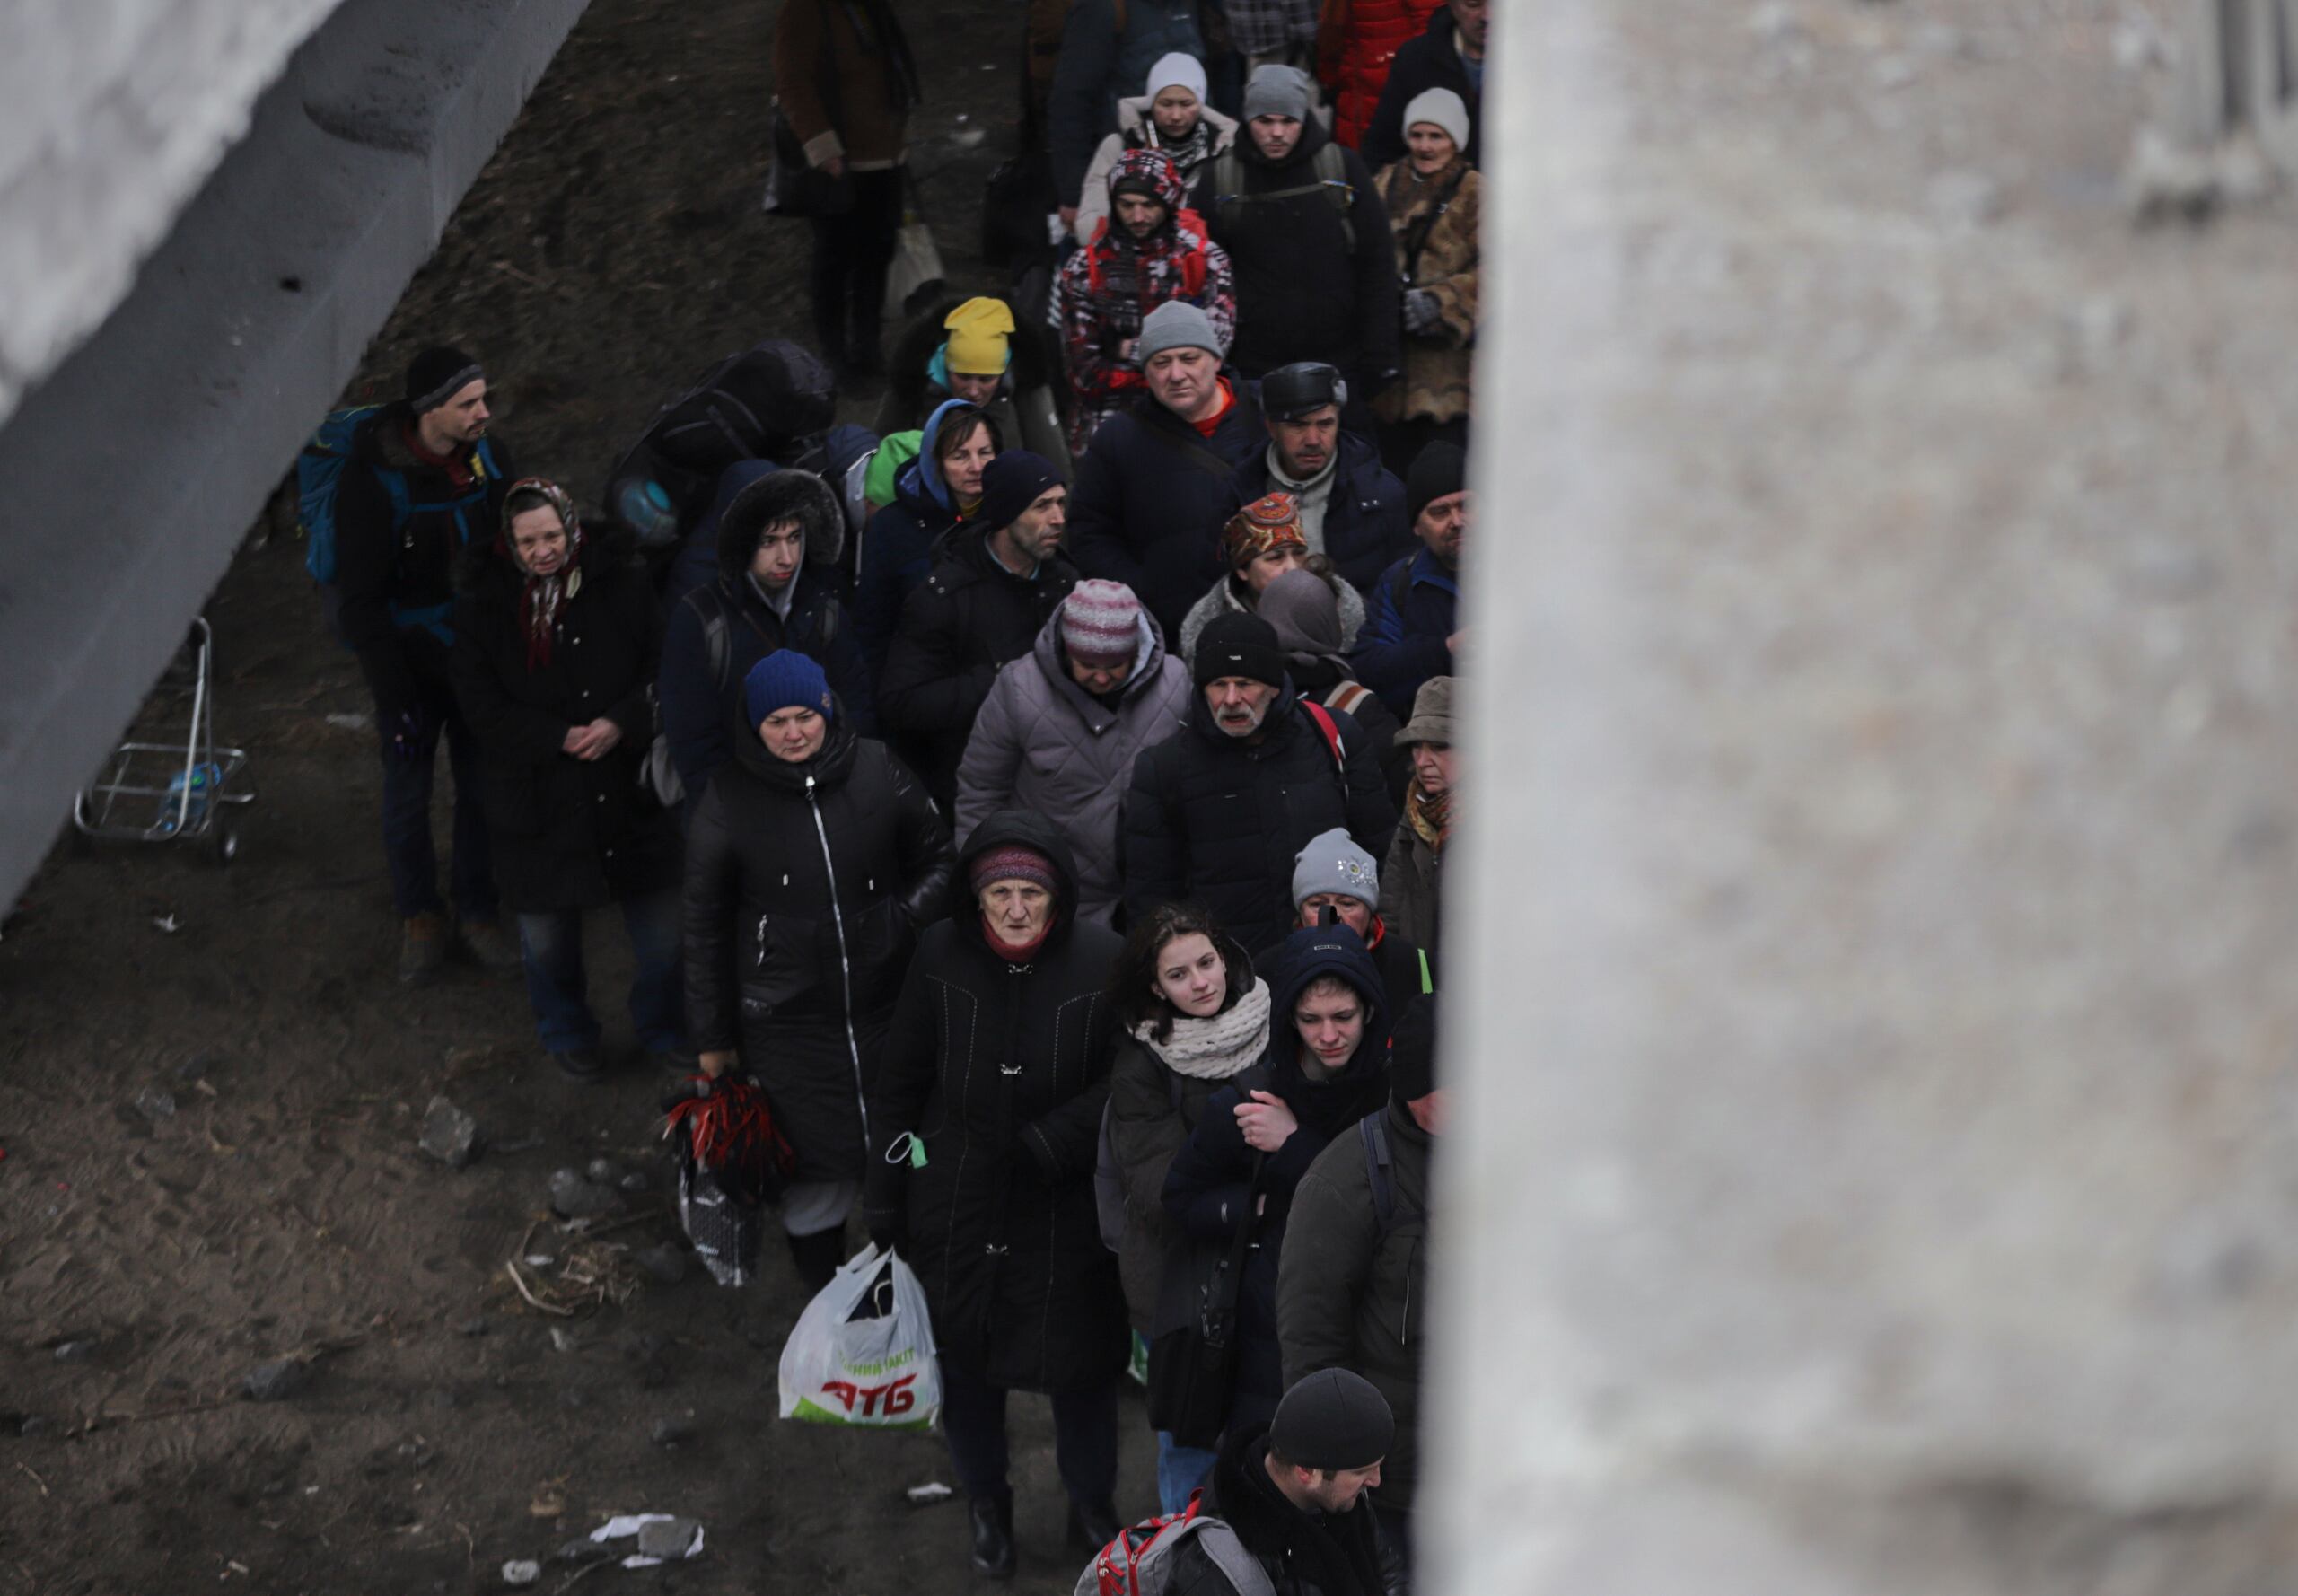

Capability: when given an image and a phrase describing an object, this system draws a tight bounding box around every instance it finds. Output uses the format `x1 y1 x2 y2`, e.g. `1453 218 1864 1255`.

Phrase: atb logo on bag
817 1368 921 1419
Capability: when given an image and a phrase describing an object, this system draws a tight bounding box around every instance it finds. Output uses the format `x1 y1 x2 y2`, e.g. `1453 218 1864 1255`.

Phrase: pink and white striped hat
1060 579 1144 671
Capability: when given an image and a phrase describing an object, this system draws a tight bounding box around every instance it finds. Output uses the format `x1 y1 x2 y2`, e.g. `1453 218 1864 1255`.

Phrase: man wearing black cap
1278 998 1442 1557
1123 611 1394 956
1162 1369 1409 1596
1353 442 1468 720
880 450 1079 811
335 346 520 983
1220 362 1409 597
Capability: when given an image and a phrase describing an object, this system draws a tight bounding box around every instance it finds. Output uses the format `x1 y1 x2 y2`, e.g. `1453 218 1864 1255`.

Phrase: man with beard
1053 148 1238 458
1122 612 1393 955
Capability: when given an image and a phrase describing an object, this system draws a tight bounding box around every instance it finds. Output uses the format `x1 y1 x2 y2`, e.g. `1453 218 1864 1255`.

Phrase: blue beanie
743 650 833 728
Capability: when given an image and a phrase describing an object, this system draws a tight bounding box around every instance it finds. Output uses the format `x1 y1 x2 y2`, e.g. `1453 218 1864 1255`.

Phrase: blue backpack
297 406 500 594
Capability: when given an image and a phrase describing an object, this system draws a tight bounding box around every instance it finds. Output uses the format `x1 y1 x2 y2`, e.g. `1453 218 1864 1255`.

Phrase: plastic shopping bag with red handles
777 1243 941 1431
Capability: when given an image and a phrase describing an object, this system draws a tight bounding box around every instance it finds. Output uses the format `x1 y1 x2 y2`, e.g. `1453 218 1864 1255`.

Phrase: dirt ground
0 0 1153 1592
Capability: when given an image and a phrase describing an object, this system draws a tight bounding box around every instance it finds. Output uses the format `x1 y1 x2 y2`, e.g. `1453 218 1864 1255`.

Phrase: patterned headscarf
499 478 584 671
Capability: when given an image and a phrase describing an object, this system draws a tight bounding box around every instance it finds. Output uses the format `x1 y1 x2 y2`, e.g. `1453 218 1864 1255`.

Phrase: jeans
515 888 684 1055
808 167 903 366
938 1358 1118 1509
378 683 495 923
1156 1431 1218 1514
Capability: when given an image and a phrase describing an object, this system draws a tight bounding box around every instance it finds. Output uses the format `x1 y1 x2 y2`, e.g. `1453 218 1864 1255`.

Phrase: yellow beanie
943 297 1016 376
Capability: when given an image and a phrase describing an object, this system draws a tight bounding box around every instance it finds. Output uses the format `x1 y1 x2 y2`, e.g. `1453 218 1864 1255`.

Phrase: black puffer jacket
863 812 1129 1392
1162 929 1392 1436
1122 684 1399 957
1068 384 1266 648
1205 122 1399 384
876 526 1079 813
449 529 674 914
1277 1096 1432 1516
1166 1427 1408 1596
682 715 953 1180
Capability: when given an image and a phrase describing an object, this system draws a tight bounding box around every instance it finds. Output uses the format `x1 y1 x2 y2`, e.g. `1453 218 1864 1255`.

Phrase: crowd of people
316 2 1483 1588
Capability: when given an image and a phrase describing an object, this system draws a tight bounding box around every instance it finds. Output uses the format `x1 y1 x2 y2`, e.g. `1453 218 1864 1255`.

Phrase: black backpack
604 340 838 541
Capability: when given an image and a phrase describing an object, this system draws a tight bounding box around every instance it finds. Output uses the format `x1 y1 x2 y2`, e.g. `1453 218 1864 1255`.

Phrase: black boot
969 1492 1016 1581
785 1227 845 1293
1067 1497 1120 1556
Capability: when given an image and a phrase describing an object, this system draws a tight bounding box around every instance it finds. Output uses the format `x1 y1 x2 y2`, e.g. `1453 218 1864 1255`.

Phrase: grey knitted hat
1136 301 1225 364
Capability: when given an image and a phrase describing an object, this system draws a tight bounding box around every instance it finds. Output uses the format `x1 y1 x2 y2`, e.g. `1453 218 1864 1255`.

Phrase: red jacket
1318 0 1445 149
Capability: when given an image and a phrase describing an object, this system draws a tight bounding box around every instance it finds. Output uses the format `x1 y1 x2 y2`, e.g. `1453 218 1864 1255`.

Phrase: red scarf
982 915 1053 964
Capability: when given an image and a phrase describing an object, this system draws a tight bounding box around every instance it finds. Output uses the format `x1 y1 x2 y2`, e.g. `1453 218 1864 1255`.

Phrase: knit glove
1402 289 1443 336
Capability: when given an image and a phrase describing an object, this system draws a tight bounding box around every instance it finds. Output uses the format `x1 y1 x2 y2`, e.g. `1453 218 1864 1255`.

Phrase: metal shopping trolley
72 616 255 864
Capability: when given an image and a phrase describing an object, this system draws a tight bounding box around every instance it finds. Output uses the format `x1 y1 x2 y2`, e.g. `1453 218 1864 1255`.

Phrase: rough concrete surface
1436 1 2298 1592
0 0 343 424
0 0 589 916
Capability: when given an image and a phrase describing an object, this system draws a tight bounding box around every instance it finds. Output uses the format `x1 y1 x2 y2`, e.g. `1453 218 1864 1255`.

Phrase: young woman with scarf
450 480 686 1080
1106 902 1274 1512
1071 52 1240 246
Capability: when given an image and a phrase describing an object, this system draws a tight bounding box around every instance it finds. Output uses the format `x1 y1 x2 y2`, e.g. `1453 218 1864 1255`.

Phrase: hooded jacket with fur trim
656 468 873 804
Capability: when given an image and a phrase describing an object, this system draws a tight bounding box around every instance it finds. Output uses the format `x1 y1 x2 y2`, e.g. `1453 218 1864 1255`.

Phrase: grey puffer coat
952 608 1189 928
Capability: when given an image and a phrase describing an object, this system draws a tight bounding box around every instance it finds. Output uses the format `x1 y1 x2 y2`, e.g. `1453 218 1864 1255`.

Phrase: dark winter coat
1364 916 1436 1014
1048 0 1206 206
1166 1427 1409 1596
774 0 918 172
681 715 953 1181
1277 1096 1431 1514
863 813 1130 1391
1068 383 1267 646
851 399 990 682
1350 547 1456 719
1220 429 1411 599
1204 123 1399 384
953 608 1191 929
870 294 1072 474
1359 4 1482 170
1162 930 1391 1435
1108 1032 1241 1337
1123 683 1398 957
657 470 873 806
449 530 675 914
336 406 515 718
1294 670 1408 804
1376 823 1441 959
877 526 1080 815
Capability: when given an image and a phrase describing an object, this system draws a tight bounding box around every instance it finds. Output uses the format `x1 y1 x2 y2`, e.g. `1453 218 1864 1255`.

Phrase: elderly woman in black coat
863 812 1128 1580
683 649 952 1288
451 479 685 1080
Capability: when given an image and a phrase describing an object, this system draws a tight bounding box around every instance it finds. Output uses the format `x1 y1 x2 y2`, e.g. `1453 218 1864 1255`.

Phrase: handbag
883 173 946 316
1146 1150 1266 1449
764 104 855 219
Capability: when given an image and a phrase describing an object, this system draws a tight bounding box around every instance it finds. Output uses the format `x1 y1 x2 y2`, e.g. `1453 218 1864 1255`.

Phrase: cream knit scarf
1134 978 1273 1081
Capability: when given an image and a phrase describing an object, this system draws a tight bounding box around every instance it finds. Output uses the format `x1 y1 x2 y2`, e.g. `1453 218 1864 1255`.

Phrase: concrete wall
0 0 345 428
1431 1 2298 1591
0 0 591 912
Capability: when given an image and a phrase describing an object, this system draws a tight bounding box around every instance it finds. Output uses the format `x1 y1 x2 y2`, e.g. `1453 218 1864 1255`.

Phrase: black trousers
938 1356 1118 1509
808 167 903 369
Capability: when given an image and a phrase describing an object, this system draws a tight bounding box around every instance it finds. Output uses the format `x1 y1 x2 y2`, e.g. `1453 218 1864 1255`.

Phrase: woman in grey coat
953 579 1189 928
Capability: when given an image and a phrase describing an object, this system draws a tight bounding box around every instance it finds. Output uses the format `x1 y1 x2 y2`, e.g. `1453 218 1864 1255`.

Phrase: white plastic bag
777 1243 940 1430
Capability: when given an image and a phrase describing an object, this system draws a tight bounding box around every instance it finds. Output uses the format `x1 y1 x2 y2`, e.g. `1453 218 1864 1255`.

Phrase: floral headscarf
499 478 583 671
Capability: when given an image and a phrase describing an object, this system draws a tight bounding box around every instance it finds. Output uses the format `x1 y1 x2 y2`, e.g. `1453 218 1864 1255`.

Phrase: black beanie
1269 1369 1395 1472
407 346 485 414
1406 441 1467 525
1389 995 1438 1104
1194 612 1285 690
980 450 1065 532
